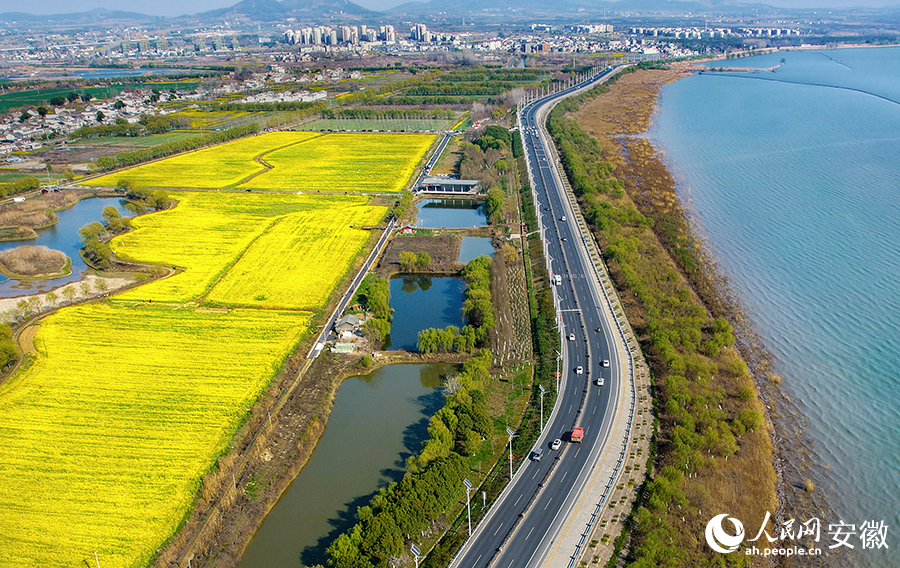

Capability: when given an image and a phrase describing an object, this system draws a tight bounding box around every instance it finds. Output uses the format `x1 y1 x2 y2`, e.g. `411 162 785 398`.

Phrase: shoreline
633 62 836 547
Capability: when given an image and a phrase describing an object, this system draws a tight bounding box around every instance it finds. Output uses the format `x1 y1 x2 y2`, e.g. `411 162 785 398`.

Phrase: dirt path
0 274 135 322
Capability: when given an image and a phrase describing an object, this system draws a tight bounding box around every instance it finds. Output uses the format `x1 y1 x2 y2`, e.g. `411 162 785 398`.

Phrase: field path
232 133 328 189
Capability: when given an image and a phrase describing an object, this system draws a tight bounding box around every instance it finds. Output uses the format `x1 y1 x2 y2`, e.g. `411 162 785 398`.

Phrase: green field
0 81 203 112
69 131 203 148
300 118 456 132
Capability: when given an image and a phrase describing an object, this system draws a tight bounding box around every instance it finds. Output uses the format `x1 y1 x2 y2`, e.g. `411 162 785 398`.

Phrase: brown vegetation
0 191 79 230
0 245 69 277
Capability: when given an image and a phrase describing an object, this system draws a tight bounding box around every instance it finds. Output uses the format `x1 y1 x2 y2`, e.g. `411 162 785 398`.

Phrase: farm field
69 131 204 148
85 131 322 189
239 132 435 192
0 303 307 568
206 199 384 309
111 191 386 306
83 131 434 193
300 117 454 132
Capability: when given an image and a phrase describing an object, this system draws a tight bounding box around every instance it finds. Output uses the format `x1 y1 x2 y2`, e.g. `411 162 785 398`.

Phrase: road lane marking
544 497 553 510
514 494 522 507
494 522 504 536
526 526 535 541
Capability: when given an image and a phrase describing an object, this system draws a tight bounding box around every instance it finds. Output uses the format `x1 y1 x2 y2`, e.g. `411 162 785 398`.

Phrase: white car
550 439 562 451
561 215 567 222
575 365 583 374
569 333 575 341
602 359 610 368
595 377 605 386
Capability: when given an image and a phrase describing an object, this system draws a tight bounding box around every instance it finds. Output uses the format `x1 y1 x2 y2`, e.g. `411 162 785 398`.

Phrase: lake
385 276 466 351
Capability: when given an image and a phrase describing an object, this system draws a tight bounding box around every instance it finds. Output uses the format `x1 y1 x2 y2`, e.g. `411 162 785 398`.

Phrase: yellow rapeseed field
207 199 385 309
239 132 436 192
111 191 386 307
84 132 434 193
0 303 307 568
86 131 321 189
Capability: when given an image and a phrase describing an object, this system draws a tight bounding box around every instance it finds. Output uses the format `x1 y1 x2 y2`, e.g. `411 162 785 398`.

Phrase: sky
0 0 897 17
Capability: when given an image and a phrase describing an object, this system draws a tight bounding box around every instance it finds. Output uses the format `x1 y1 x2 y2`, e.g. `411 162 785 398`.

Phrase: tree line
357 275 392 347
70 114 192 140
91 123 259 173
0 177 40 198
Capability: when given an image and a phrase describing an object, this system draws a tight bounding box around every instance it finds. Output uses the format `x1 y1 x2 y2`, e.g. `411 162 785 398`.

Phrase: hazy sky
0 0 897 17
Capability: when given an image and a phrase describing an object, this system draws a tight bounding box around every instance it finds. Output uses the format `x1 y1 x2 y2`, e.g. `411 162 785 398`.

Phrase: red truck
570 426 584 443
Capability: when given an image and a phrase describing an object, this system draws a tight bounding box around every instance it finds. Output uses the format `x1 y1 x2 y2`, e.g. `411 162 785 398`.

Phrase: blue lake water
457 236 494 263
650 46 900 566
415 198 486 229
0 197 131 297
386 276 466 350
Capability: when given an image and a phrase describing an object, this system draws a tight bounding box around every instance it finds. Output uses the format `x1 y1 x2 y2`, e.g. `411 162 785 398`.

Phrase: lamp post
506 426 517 480
539 385 546 433
463 478 473 536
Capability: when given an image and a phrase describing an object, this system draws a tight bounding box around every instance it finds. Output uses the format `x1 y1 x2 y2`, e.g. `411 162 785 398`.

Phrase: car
550 438 562 451
575 365 583 374
561 237 567 242
602 359 610 368
561 215 567 222
595 377 605 386
530 448 544 461
568 333 575 341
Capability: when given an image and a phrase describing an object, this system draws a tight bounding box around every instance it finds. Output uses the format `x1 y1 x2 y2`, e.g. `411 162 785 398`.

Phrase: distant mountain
388 0 776 17
200 0 375 21
0 7 161 24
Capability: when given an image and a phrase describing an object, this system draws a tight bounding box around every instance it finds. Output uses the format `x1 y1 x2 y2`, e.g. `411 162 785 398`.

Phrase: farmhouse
334 314 362 337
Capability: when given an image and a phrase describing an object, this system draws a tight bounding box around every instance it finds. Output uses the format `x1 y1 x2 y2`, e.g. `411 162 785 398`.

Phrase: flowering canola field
238 132 436 192
0 304 306 567
86 131 321 189
112 191 383 307
84 131 434 193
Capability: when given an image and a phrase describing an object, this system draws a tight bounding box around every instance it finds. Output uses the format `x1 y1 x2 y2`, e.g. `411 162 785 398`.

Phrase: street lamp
506 426 518 480
539 385 546 433
463 478 473 536
411 544 422 568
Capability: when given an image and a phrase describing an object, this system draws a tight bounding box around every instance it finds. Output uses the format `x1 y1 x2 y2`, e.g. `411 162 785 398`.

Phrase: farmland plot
86 131 321 189
0 304 307 568
239 132 435 192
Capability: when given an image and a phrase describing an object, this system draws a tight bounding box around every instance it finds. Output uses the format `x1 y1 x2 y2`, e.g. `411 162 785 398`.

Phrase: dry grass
0 245 68 276
0 192 78 228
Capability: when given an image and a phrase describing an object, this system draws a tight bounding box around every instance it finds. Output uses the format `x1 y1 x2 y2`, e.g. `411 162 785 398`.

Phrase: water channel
237 363 451 568
239 275 467 567
415 198 486 229
457 237 494 264
0 197 131 297
385 276 466 351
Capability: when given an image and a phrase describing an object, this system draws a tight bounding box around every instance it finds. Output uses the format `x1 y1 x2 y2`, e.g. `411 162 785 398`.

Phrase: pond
237 363 451 568
385 276 466 351
0 197 131 297
457 237 494 264
415 198 486 229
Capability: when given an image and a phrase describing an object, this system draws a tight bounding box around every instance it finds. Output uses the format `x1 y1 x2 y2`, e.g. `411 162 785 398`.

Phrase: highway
450 67 630 568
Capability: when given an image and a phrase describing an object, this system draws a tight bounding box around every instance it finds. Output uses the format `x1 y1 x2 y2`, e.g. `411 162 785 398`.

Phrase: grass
239 132 436 192
69 131 203 148
0 303 307 568
86 131 321 189
0 245 69 277
112 191 384 306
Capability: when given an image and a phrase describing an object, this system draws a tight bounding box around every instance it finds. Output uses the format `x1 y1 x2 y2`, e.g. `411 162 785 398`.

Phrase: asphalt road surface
451 67 628 568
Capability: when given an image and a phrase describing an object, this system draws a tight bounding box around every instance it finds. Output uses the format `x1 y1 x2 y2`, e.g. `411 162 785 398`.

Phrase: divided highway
450 67 631 568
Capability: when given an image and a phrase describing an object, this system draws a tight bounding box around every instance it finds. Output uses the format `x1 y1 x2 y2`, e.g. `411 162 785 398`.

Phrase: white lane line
494 522 504 537
560 470 568 482
532 468 539 480
475 554 482 565
544 497 553 510
525 526 535 541
514 494 522 507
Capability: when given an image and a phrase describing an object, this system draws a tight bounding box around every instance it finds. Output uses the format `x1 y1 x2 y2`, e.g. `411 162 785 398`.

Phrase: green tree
37 106 48 120
66 92 79 103
416 251 431 270
49 96 66 107
399 251 417 272
18 111 30 122
95 110 105 123
113 100 126 110
61 286 76 303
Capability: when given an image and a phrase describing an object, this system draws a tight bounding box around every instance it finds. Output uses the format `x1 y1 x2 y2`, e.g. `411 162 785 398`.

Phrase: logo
706 513 745 553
